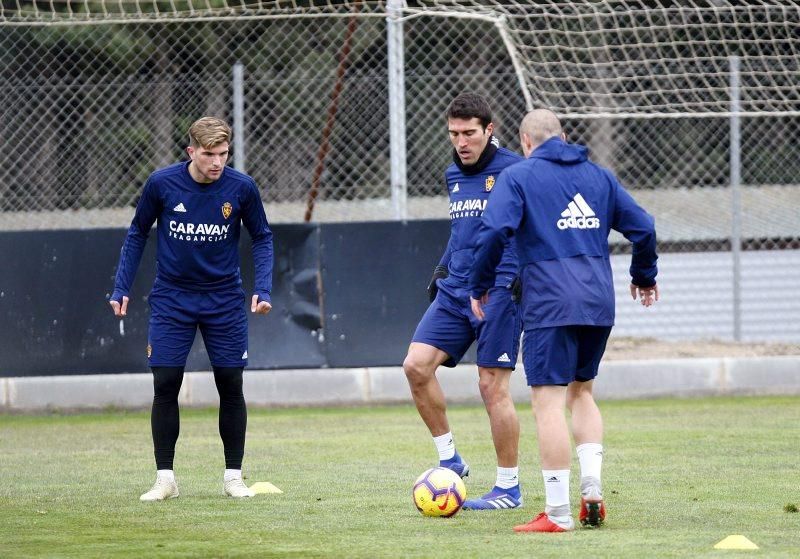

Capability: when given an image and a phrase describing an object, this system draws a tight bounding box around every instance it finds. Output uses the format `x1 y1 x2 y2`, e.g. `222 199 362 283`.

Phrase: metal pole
495 17 534 112
232 61 245 172
729 55 742 341
387 0 407 220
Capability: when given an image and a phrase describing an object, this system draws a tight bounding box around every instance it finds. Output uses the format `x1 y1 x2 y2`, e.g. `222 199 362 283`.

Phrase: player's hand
427 265 449 302
630 283 659 307
109 296 129 317
470 293 489 321
251 294 272 315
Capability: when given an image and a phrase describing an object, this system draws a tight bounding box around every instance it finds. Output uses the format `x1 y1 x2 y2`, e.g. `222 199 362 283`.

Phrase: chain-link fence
1 1 799 343
0 9 539 226
1 2 798 236
572 115 800 253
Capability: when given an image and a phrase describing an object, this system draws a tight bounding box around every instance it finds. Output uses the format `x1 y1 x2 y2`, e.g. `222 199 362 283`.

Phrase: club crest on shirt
222 202 232 219
146 344 152 358
485 175 495 192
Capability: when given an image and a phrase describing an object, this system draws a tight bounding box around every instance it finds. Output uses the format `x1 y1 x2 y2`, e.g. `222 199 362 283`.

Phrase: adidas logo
452 183 460 193
546 476 560 483
491 136 500 148
242 351 248 359
557 193 600 230
497 353 511 363
486 496 520 509
173 202 187 213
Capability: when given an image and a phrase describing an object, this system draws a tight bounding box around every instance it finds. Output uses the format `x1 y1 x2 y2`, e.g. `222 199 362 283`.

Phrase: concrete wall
3 356 798 412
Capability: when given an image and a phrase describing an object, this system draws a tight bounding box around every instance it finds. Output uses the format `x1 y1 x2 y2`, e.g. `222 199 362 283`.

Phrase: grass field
2 396 799 558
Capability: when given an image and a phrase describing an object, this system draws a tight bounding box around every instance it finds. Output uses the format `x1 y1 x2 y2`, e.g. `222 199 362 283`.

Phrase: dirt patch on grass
604 337 800 360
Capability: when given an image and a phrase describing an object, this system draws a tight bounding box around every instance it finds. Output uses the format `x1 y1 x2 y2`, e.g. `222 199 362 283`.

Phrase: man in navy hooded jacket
469 109 658 532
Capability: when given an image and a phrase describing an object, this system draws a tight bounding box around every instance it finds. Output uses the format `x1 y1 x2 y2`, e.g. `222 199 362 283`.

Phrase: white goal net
1 0 798 235
415 0 800 117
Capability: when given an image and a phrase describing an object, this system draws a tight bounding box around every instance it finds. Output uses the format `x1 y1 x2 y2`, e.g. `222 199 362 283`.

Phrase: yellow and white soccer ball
412 467 467 517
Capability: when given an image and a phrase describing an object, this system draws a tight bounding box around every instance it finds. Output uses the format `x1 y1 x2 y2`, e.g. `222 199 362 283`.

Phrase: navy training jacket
469 137 657 328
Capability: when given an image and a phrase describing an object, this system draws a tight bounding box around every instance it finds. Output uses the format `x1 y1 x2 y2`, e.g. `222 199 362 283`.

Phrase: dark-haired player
403 93 525 511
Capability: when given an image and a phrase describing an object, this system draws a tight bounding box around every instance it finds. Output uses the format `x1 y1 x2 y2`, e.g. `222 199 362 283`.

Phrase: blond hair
188 117 232 149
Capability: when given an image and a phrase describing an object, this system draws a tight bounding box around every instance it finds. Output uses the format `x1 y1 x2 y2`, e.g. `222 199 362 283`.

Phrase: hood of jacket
530 137 588 164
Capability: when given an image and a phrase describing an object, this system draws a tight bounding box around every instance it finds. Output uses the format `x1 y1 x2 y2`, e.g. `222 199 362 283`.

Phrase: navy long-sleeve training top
111 162 273 302
469 137 657 328
436 145 523 299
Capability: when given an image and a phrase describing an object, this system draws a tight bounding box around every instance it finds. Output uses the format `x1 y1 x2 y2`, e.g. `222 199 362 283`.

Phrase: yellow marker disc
713 535 759 550
250 482 283 494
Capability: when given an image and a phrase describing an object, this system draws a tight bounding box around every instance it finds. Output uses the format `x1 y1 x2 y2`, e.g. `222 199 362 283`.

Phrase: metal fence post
387 0 407 220
730 55 742 341
232 61 246 173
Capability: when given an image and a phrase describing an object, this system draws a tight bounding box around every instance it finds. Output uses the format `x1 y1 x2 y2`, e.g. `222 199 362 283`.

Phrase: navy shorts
522 325 612 386
147 286 248 368
412 286 521 369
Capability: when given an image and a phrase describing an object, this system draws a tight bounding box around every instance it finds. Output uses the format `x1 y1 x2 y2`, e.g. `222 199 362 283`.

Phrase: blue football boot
462 485 522 510
439 452 470 479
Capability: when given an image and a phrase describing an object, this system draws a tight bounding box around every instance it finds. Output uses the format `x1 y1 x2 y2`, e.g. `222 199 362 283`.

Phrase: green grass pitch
1 396 799 558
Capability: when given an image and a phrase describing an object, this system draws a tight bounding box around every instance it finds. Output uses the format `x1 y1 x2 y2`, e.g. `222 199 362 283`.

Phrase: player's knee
478 375 494 403
566 383 594 411
213 367 245 403
478 370 510 408
403 354 432 386
152 367 184 402
565 386 578 410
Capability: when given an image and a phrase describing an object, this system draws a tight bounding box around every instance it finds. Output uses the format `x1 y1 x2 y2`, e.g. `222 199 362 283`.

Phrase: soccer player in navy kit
403 93 525 510
470 109 658 531
109 117 273 501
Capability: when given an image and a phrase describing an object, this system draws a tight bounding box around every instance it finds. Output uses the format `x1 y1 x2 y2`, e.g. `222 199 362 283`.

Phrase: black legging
151 366 247 470
213 366 247 470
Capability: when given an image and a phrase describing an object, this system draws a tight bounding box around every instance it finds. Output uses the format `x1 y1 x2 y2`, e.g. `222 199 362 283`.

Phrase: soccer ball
412 467 466 517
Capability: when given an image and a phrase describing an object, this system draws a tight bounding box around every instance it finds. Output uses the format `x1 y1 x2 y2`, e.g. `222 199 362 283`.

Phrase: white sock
224 469 243 482
576 443 603 482
496 466 519 489
156 469 175 482
542 469 570 508
433 432 456 461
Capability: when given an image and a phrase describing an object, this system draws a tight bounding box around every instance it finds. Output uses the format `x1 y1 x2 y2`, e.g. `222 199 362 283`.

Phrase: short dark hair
446 92 493 129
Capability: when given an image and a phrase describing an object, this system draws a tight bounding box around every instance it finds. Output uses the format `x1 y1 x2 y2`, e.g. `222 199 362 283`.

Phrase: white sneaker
140 478 179 501
224 478 255 498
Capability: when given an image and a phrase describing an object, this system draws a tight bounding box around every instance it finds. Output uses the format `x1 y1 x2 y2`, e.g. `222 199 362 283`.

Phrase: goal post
406 0 800 119
0 1 388 25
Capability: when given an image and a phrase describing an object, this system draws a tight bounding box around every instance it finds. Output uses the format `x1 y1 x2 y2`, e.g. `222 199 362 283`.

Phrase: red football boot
579 497 606 527
514 512 574 532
